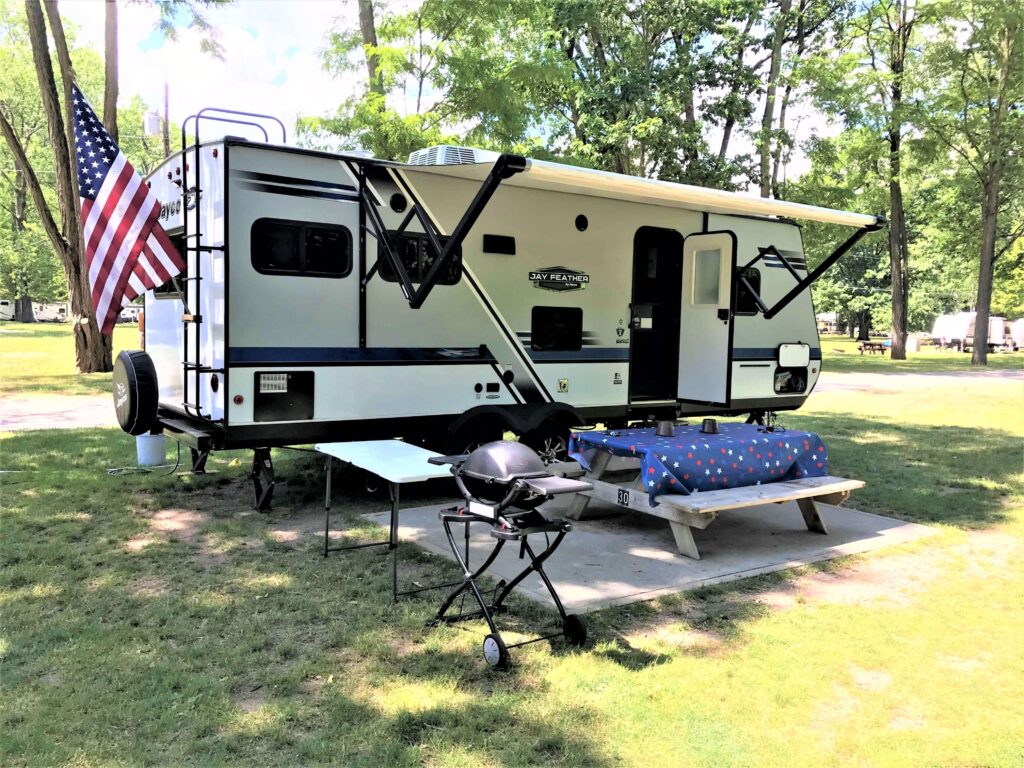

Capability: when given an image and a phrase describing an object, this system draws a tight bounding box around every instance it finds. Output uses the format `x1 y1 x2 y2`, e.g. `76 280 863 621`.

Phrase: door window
694 248 722 304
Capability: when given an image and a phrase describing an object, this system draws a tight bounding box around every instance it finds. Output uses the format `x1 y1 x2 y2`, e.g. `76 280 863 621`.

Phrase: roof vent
407 145 496 166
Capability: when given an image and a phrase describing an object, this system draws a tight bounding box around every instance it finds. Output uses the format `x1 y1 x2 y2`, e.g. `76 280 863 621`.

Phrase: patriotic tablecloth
568 423 829 505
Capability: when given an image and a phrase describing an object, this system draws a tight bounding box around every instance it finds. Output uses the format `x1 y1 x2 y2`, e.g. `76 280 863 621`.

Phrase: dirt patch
128 576 170 598
889 708 927 731
850 666 892 692
233 683 267 713
124 508 208 552
940 654 990 673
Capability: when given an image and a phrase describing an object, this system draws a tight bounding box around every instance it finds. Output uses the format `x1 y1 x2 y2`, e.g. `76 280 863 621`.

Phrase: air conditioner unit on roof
407 145 497 166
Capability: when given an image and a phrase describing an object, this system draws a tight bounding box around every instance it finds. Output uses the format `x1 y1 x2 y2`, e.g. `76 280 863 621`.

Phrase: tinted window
251 219 351 278
379 231 461 285
735 267 762 315
532 306 583 351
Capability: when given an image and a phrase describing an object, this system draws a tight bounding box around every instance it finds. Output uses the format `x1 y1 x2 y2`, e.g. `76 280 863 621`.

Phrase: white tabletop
314 440 452 484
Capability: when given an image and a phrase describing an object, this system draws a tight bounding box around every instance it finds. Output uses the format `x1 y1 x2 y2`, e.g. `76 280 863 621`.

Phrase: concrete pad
364 494 936 614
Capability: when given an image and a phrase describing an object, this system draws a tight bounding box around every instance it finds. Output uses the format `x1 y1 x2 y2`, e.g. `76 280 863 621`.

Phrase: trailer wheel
112 350 159 436
446 421 504 456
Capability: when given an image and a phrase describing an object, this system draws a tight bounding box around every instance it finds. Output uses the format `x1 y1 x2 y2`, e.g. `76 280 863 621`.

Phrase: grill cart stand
429 443 592 669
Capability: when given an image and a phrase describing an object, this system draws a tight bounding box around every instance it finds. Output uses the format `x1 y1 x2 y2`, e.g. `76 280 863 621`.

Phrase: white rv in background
0 298 13 321
931 311 1007 351
110 113 883 507
33 302 69 322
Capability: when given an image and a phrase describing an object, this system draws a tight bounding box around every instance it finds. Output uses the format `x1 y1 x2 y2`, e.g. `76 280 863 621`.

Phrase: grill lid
458 441 549 484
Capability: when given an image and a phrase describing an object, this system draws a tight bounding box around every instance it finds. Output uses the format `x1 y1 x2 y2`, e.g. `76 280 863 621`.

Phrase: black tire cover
113 350 159 436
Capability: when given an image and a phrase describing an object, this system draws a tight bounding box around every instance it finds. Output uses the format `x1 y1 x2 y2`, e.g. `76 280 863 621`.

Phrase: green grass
2 326 1023 766
819 334 1024 372
0 323 136 396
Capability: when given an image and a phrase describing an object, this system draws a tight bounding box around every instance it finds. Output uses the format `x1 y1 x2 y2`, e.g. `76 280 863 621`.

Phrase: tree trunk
23 0 111 372
857 310 871 341
15 295 36 323
759 0 792 198
971 22 1014 366
103 0 118 141
972 173 1001 365
357 0 383 94
885 0 911 361
888 145 909 360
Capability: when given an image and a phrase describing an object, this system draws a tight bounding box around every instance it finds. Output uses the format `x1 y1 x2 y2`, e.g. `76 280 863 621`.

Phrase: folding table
315 440 455 600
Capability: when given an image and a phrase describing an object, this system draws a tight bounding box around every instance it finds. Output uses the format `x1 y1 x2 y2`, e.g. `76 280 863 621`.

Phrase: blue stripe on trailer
228 347 495 365
732 347 822 360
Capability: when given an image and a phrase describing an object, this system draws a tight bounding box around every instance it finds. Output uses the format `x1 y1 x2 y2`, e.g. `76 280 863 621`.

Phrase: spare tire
113 350 160 435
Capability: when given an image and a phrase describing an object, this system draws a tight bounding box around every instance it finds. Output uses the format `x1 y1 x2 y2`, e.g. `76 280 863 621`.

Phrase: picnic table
858 340 889 355
315 440 454 600
566 424 863 559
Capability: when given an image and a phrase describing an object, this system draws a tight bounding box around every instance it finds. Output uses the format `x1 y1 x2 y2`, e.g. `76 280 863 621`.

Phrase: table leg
797 497 829 534
669 521 701 560
566 450 612 521
390 482 399 601
323 456 332 558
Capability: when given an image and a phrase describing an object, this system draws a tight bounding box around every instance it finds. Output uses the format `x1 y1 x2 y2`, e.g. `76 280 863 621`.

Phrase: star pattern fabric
568 423 829 505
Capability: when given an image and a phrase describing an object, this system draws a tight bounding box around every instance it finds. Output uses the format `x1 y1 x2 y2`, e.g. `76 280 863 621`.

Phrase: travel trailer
930 311 1007 351
0 298 13 321
33 302 69 323
111 114 883 507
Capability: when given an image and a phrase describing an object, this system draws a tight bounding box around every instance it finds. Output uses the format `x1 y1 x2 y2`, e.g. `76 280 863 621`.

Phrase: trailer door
677 231 735 405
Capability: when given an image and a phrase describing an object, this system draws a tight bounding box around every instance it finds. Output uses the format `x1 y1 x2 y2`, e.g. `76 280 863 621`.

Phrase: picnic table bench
858 340 889 355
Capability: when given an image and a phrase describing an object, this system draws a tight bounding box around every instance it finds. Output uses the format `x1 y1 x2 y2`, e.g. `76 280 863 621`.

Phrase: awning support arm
353 154 527 309
737 216 885 320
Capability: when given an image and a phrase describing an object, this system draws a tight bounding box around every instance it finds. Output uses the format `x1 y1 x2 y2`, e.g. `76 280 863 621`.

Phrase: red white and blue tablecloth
568 423 829 505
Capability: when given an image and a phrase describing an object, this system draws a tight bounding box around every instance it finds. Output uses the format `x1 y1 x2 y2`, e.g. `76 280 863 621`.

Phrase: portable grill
428 441 592 669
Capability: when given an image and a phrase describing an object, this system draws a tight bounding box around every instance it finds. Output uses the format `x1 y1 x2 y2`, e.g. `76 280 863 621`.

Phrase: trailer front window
251 219 352 278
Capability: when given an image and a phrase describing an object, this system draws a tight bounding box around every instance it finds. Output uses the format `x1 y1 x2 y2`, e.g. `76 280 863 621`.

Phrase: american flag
73 84 185 334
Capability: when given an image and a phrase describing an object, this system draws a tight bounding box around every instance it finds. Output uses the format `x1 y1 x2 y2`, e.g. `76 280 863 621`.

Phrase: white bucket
136 434 167 466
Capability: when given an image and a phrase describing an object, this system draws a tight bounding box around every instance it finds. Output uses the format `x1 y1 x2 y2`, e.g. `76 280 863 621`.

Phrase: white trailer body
931 311 1007 351
0 298 13 321
132 134 881 465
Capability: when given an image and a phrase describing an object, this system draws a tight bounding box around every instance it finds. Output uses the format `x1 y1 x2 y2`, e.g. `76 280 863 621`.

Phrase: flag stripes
73 84 185 334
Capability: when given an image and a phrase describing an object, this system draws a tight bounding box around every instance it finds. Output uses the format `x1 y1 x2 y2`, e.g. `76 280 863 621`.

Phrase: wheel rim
532 435 568 464
483 635 503 666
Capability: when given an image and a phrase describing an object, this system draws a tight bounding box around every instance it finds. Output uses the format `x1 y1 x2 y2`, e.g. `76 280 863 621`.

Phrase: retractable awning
406 156 882 230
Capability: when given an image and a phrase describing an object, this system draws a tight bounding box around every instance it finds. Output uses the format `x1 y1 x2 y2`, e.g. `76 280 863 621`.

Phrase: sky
61 0 359 145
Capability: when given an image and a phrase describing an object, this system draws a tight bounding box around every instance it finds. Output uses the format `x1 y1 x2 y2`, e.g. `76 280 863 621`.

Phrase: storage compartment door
678 232 734 405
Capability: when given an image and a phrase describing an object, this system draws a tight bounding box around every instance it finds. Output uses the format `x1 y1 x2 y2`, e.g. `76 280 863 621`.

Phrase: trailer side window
379 231 462 285
734 267 761 315
153 231 186 299
251 219 352 278
531 306 583 352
